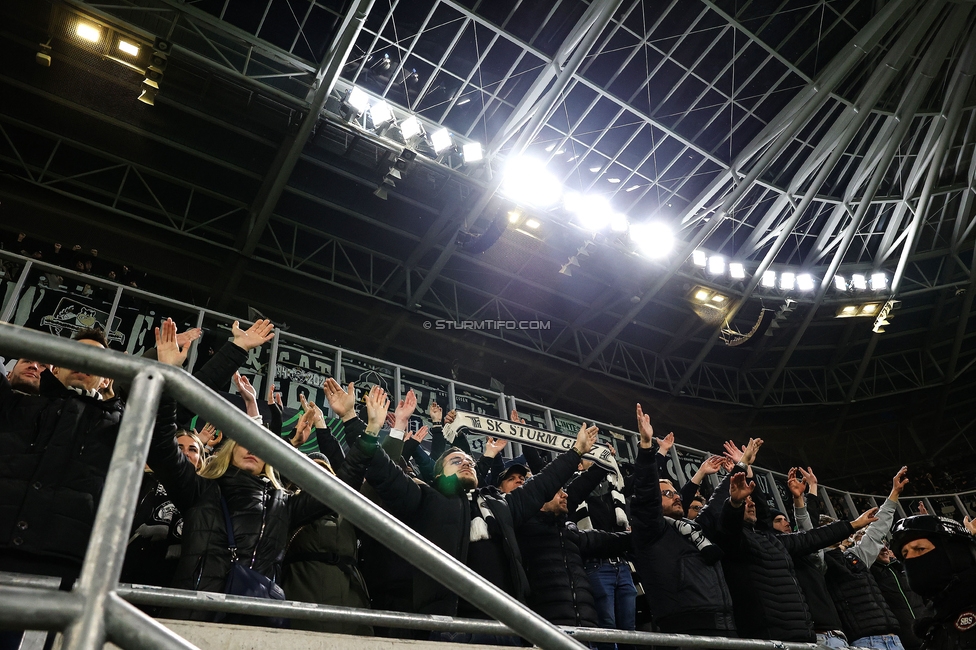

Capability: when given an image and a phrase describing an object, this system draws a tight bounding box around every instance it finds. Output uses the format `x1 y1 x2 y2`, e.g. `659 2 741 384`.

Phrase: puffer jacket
702 477 855 642
825 547 900 640
872 559 931 650
517 510 630 627
0 369 124 570
915 567 976 650
630 446 736 633
147 396 346 605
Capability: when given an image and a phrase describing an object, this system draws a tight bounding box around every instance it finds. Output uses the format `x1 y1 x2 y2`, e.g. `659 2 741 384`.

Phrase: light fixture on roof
368 100 394 127
75 22 101 43
861 303 879 314
429 128 453 154
571 194 612 232
852 274 867 290
607 178 620 184
796 274 815 291
343 87 370 117
870 272 887 291
695 289 710 301
761 270 776 288
462 142 484 164
524 218 540 230
507 210 521 224
835 303 882 318
707 256 725 275
729 262 745 279
502 157 561 208
399 116 423 141
692 287 727 309
692 250 707 267
840 305 858 316
630 222 673 259
711 294 726 303
117 40 140 57
780 272 796 291
589 166 601 173
834 275 847 290
609 213 629 233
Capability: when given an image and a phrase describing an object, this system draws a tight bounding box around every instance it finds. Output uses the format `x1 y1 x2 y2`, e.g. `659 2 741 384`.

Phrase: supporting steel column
578 0 918 371
104 286 124 337
672 2 942 397
407 0 624 310
754 8 967 407
62 370 165 650
0 260 32 322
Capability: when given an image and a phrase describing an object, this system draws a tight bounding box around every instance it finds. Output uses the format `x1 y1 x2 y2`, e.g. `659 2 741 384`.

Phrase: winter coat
342 435 581 617
872 559 932 650
0 369 124 571
702 475 855 642
630 447 736 633
146 396 345 604
915 567 976 650
517 510 630 627
119 472 182 587
787 494 844 632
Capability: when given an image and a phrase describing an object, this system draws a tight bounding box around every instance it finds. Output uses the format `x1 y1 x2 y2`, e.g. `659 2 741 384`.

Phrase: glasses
688 504 703 511
447 456 476 469
661 489 678 499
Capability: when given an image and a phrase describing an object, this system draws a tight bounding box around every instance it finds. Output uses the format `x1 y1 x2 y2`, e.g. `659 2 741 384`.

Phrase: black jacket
630 447 736 633
517 510 630 627
824 547 900 640
872 560 932 650
915 567 976 650
0 369 124 570
702 475 855 642
147 396 345 600
343 436 581 617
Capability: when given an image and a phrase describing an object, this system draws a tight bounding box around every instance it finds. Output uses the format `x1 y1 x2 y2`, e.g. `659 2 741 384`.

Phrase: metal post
265 330 280 402
507 395 517 418
0 259 32 322
394 366 402 404
447 380 457 411
895 501 907 519
104 286 124 340
820 487 839 519
953 494 971 519
62 370 165 650
496 393 507 418
0 585 81 630
544 408 555 431
184 309 206 374
766 470 788 515
923 497 937 517
669 446 687 486
843 492 859 520
105 593 197 650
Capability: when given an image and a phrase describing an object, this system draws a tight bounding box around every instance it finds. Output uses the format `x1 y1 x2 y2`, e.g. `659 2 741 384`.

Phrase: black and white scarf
663 516 723 564
574 472 629 531
468 492 495 542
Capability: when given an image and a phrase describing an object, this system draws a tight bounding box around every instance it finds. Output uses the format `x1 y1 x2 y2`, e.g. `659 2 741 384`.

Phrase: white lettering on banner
454 410 619 475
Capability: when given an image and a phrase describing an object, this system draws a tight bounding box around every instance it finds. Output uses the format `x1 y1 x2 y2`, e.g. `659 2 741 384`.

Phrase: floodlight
462 142 483 163
75 23 101 43
852 274 867 290
344 87 369 115
870 272 887 291
630 222 673 259
861 303 879 315
429 128 453 154
508 211 521 224
524 219 540 230
118 40 140 57
695 290 710 302
501 157 562 208
780 272 796 291
711 294 726 303
761 270 776 287
797 274 815 291
589 166 601 173
609 213 629 233
572 194 612 232
841 306 857 315
692 250 707 267
400 116 423 140
368 101 393 127
607 178 620 184
834 275 847 290
729 262 745 279
707 256 725 275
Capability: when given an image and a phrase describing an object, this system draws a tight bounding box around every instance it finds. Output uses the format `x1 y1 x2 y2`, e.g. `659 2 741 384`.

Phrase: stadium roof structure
2 0 976 488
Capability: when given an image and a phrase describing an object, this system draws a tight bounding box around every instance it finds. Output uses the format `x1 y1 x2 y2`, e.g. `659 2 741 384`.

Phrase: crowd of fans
1 318 975 650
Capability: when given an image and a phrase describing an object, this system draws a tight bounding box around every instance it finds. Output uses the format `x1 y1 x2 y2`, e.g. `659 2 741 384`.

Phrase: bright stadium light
501 157 562 208
870 272 887 291
344 87 370 115
571 194 613 232
118 40 140 57
729 262 745 279
834 275 847 290
399 116 423 140
692 250 707 267
797 274 815 291
630 222 673 259
75 23 101 43
852 274 867 290
761 270 776 288
429 128 453 153
707 256 725 275
462 142 484 163
609 212 629 233
780 272 796 291
368 101 393 126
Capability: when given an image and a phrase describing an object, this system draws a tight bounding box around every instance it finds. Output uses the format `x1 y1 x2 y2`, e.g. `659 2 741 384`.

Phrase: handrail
0 324 586 650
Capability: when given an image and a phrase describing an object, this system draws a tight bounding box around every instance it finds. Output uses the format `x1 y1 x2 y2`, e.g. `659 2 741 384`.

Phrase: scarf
574 473 629 531
664 516 723 564
67 385 102 400
468 491 495 542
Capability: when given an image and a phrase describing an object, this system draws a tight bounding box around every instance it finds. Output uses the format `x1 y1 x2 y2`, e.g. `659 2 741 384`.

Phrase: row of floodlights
692 251 890 292
343 87 484 163
73 21 141 57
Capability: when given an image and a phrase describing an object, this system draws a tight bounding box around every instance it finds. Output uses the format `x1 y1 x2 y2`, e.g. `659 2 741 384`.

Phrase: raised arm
848 466 907 566
780 507 879 557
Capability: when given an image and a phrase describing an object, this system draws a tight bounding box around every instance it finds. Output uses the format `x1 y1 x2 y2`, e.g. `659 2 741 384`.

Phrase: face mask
903 547 952 599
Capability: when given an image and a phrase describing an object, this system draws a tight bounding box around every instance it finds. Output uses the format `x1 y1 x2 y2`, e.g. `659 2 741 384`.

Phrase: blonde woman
146 318 373 621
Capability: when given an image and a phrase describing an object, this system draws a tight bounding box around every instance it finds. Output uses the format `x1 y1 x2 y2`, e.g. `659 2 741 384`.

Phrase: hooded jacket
871 559 931 650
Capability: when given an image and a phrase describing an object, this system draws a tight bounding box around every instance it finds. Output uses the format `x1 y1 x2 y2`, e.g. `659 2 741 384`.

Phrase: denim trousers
817 631 850 648
852 634 906 650
585 559 637 650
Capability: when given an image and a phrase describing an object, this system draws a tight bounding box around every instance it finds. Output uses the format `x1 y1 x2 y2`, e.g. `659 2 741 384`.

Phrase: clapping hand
231 319 275 351
155 318 189 367
852 507 880 530
323 378 357 421
655 432 675 456
729 472 756 506
575 423 599 455
636 403 654 448
430 401 443 424
484 436 508 458
787 467 807 498
364 385 389 435
394 389 417 430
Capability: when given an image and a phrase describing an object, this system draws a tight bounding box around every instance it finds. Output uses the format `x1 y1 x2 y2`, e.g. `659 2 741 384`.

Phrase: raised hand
411 425 430 443
510 408 526 424
787 468 806 499
797 466 818 495
740 438 763 466
176 327 202 349
323 378 357 421
154 318 189 366
430 401 443 424
574 422 600 455
916 501 929 515
852 507 880 530
723 440 744 465
444 409 457 425
291 409 314 447
699 455 723 475
197 423 219 446
720 457 734 473
300 394 326 430
231 319 275 351
890 466 908 500
729 472 756 505
636 403 653 448
394 389 417 430
484 436 508 458
364 385 390 435
655 431 675 456
964 515 976 536
233 372 257 403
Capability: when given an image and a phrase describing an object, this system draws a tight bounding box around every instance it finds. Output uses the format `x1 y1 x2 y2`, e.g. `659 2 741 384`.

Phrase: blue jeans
852 634 905 650
817 631 850 648
585 560 637 650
